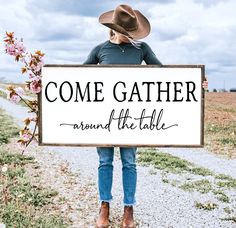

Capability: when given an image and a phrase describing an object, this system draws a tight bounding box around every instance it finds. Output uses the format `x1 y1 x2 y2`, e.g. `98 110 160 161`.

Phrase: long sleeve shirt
83 40 162 65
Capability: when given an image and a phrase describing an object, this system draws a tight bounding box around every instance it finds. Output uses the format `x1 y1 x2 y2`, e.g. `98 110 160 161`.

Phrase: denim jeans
97 147 137 206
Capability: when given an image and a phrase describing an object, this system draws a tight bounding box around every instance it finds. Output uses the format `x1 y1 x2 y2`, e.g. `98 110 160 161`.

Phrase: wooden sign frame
38 64 205 147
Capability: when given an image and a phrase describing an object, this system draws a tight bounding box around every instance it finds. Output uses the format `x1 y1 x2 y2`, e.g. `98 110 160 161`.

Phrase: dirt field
204 92 236 158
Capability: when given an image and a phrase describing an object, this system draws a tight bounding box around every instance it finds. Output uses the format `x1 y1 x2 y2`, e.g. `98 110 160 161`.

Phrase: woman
83 4 208 228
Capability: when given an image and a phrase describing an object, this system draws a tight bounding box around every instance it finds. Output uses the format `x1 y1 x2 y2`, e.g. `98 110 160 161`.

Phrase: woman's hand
202 76 208 90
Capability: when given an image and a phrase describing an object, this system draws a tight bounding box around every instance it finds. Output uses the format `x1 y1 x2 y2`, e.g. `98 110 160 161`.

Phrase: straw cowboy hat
99 4 151 40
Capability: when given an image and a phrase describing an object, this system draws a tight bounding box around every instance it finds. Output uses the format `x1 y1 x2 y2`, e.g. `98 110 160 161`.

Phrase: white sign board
39 65 205 147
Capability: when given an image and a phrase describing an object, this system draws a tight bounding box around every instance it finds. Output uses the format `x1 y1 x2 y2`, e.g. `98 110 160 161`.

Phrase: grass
137 149 213 176
218 137 236 146
224 207 234 214
213 190 230 203
215 174 236 188
137 148 236 209
195 201 218 211
0 108 19 144
204 93 236 158
189 167 214 176
205 123 236 147
180 179 212 194
0 108 66 227
0 149 65 227
137 150 191 173
216 180 236 188
216 106 236 113
0 90 7 99
220 216 236 223
0 151 34 165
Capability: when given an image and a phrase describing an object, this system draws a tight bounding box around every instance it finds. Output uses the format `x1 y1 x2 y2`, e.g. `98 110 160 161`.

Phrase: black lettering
94 82 104 102
59 81 73 102
75 82 91 102
45 81 57 102
156 82 171 102
173 82 183 102
128 82 143 102
113 81 126 102
186 81 197 102
142 82 155 102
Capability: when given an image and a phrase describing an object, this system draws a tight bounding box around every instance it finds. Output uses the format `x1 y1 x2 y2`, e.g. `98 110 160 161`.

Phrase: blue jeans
97 147 137 206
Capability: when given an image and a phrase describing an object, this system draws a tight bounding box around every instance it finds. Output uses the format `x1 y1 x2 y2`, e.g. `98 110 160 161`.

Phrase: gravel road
1 97 235 228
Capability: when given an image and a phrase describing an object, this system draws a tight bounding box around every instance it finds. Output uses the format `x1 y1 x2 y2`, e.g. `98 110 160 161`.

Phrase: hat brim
99 10 151 40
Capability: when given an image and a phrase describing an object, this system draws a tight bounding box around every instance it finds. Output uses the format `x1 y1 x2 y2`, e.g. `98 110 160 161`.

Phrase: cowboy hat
98 4 151 40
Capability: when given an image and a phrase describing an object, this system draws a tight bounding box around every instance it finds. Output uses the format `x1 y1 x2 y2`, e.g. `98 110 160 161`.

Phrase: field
204 92 236 158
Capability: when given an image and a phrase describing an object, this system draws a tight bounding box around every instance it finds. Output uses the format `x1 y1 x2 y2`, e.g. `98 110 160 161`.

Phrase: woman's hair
109 29 141 49
109 29 115 39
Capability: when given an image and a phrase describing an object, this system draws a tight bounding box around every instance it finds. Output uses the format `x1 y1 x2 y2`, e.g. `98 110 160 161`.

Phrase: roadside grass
216 106 236 113
215 174 236 188
137 148 236 218
204 93 236 158
0 108 66 227
0 90 7 99
0 108 19 144
180 179 212 194
137 149 213 176
195 201 218 211
221 216 236 223
205 123 236 151
212 190 230 203
224 207 234 214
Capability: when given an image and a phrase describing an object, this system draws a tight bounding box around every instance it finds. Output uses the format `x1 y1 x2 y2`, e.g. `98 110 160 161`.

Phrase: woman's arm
83 44 101 64
142 42 208 89
142 42 162 65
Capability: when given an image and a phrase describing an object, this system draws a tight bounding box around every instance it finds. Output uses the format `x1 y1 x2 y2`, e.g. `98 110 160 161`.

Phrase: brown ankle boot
96 201 110 228
121 206 135 228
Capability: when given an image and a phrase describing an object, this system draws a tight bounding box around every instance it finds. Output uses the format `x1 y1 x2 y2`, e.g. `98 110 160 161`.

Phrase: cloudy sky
0 0 235 91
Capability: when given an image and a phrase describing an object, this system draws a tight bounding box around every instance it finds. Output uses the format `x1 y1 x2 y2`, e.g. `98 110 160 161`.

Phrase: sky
0 0 235 91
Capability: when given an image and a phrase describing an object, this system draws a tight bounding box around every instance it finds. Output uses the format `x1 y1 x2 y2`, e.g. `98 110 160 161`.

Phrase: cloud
145 0 236 90
193 0 231 7
26 0 174 17
0 0 235 90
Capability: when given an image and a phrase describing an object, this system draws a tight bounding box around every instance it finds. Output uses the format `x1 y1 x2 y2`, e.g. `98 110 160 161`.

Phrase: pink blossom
5 44 16 56
5 38 26 57
37 61 44 71
15 87 24 96
20 57 26 63
9 94 21 103
15 41 25 51
30 117 37 122
30 80 41 93
29 57 44 73
14 40 26 55
30 63 42 73
16 141 26 149
21 133 31 141
38 60 44 66
31 75 41 82
29 73 34 79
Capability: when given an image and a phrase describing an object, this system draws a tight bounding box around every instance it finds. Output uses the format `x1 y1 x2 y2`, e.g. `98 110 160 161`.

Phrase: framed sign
38 65 205 147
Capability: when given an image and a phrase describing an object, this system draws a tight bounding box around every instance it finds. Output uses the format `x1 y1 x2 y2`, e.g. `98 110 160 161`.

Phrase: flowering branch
3 32 44 154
